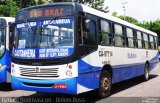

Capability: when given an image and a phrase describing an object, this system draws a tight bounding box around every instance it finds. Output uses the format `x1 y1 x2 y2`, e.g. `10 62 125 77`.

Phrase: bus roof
80 4 157 37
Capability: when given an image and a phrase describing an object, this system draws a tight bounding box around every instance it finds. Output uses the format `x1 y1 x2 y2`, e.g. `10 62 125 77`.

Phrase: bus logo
35 67 40 72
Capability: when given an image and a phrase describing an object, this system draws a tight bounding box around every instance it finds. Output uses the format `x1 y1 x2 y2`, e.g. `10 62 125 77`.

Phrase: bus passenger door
77 15 99 89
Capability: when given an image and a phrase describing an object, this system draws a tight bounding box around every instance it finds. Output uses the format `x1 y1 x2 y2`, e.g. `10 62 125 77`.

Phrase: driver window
79 18 96 45
84 19 96 45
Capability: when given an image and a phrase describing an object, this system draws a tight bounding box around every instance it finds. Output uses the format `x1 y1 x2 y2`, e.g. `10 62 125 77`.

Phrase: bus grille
19 67 59 78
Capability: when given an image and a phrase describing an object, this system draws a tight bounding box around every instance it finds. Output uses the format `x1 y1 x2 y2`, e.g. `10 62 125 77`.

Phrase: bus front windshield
13 18 74 59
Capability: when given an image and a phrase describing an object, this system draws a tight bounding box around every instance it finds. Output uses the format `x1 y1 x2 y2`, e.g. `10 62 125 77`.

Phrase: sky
104 0 160 22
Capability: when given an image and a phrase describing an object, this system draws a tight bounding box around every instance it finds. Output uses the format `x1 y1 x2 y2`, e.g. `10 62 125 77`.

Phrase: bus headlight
66 70 72 77
0 64 7 71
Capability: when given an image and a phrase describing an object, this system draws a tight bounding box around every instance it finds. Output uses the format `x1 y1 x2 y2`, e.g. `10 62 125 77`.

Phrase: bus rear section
0 17 15 83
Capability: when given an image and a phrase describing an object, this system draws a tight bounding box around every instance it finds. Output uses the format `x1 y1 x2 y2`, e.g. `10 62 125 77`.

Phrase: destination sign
17 5 73 20
13 48 74 58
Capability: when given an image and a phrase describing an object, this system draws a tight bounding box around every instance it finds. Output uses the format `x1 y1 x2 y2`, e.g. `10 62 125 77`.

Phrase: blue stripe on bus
112 62 157 83
78 59 100 89
78 71 100 90
78 59 101 73
11 76 78 94
77 54 159 89
0 50 11 82
112 65 144 83
149 52 159 63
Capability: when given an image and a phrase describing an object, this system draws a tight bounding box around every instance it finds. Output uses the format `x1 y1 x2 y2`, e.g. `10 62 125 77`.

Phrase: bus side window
126 28 134 48
149 35 154 49
114 24 124 47
100 20 111 46
133 30 137 48
137 31 143 48
83 19 96 45
154 36 158 49
143 33 149 49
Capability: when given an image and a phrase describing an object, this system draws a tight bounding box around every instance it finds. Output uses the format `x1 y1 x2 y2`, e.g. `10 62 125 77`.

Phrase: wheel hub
102 77 109 91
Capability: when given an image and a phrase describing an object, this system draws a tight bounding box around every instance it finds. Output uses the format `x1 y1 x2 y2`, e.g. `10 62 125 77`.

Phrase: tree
85 0 109 13
140 20 160 36
36 0 46 5
54 0 109 13
0 0 37 17
112 11 118 17
0 0 19 17
12 0 36 8
112 12 139 25
118 16 139 25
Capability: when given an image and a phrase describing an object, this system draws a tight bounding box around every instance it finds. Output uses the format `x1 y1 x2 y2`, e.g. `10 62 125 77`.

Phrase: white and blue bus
0 17 15 83
11 3 159 98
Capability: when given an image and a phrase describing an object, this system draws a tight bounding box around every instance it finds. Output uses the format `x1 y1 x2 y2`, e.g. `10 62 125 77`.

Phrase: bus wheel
144 64 150 81
99 70 111 98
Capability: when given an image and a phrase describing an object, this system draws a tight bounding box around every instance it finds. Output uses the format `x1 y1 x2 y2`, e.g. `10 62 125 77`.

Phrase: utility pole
122 2 127 21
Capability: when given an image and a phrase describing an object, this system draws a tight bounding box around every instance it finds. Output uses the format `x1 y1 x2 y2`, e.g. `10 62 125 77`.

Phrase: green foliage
54 0 109 13
112 12 139 25
86 0 109 13
0 0 36 17
112 11 117 17
36 0 46 5
13 0 36 8
0 0 19 17
137 21 160 45
139 20 160 35
118 16 139 25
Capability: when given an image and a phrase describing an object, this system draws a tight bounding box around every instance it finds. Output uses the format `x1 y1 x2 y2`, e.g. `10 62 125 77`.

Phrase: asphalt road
0 63 160 103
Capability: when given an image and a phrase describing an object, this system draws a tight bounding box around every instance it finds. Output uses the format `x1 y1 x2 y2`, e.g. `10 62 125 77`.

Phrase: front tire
144 64 150 81
99 70 112 98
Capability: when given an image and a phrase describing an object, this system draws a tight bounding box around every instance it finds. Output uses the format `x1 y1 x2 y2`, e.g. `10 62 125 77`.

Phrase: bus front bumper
11 76 77 94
